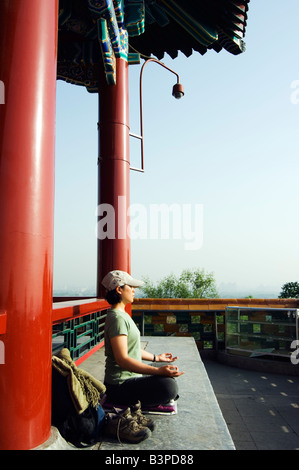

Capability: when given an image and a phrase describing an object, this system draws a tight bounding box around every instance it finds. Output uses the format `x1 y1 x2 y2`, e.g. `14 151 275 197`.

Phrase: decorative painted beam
88 0 140 84
98 18 117 84
124 0 145 36
159 0 218 47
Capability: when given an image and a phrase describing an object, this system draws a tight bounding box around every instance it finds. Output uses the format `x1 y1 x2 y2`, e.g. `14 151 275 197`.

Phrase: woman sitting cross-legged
101 270 184 442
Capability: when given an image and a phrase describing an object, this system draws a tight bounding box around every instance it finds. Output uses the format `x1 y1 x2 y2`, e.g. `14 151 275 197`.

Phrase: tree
141 268 219 299
278 282 299 299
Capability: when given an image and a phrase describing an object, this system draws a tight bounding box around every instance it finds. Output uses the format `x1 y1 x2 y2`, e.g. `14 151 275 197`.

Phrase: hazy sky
54 1 299 296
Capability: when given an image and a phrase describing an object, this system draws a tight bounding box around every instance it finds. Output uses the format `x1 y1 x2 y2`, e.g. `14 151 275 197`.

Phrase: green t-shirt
104 308 142 385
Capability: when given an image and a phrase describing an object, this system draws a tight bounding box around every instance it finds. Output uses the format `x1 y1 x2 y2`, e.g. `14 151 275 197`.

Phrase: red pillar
0 0 58 449
97 58 131 298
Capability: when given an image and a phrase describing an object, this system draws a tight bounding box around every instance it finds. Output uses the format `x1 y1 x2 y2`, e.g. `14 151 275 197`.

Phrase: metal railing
225 305 299 359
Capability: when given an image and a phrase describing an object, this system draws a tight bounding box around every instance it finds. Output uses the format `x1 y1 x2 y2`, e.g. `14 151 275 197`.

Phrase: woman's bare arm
111 335 184 377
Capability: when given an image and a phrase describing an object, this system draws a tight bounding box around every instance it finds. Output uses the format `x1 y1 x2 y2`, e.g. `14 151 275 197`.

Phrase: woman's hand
157 364 184 377
111 339 185 377
156 353 178 363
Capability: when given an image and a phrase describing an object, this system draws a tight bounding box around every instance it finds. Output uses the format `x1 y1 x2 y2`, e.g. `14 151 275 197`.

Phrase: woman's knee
156 376 178 401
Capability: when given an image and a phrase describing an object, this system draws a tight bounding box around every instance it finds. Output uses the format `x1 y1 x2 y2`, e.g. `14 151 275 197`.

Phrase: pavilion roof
57 0 250 91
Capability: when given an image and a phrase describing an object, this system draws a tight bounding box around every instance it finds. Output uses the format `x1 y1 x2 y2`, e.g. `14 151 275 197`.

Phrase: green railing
52 298 109 364
52 310 107 360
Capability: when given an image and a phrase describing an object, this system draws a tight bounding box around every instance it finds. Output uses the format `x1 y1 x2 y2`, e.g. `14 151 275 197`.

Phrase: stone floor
40 337 299 450
203 358 299 450
40 336 235 450
81 336 235 451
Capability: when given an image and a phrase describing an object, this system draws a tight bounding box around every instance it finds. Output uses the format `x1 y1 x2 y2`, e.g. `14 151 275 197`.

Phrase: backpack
51 355 106 448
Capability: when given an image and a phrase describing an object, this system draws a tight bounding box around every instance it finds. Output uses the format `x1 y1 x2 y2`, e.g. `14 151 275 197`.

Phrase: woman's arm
141 349 178 363
141 349 156 362
111 335 184 377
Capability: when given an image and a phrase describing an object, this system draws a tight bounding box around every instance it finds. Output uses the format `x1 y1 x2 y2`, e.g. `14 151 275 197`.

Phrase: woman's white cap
102 270 144 291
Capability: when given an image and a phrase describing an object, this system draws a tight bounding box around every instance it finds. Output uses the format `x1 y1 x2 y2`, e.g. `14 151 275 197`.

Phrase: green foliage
278 282 299 298
141 268 219 299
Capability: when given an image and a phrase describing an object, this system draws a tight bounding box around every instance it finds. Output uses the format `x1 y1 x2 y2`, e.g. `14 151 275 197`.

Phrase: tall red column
97 58 131 298
0 0 58 449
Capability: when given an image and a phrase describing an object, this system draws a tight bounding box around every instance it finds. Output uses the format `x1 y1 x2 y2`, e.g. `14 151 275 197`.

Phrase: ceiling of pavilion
57 0 250 92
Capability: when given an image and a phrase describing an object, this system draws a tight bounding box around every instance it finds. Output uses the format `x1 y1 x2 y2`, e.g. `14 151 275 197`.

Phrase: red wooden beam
52 298 109 324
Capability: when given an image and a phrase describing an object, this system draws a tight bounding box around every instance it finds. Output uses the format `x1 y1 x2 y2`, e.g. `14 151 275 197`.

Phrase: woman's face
119 285 135 304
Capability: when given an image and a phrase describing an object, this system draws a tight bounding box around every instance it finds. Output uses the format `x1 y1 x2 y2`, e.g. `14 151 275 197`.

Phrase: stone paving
39 337 299 450
83 337 235 451
203 358 299 450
